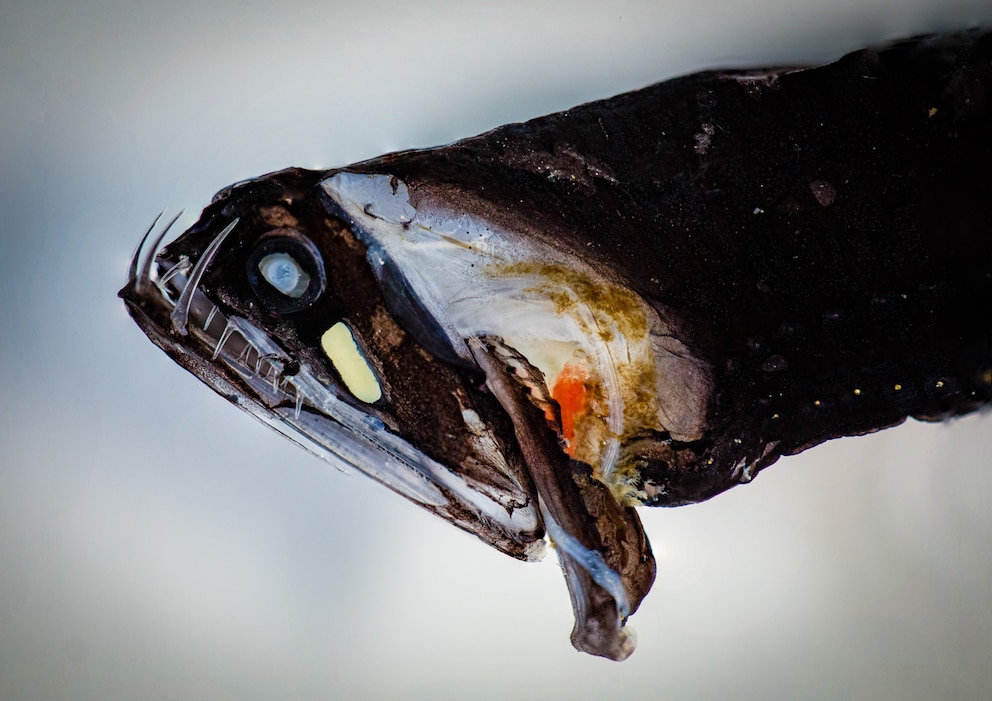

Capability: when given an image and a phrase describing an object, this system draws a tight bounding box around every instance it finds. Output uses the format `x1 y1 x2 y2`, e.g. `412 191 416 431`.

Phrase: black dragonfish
120 32 991 660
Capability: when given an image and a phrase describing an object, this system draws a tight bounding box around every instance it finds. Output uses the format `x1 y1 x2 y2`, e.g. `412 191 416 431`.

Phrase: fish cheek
259 218 478 463
298 220 461 438
347 305 483 466
336 290 525 485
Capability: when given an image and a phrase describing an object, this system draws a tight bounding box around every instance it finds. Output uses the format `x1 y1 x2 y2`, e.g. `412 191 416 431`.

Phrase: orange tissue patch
551 361 588 455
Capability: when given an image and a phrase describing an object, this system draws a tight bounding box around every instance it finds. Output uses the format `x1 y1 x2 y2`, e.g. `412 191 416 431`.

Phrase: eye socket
246 229 325 313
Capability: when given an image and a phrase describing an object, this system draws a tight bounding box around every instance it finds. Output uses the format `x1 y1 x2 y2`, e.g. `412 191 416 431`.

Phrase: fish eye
246 229 325 313
258 252 310 298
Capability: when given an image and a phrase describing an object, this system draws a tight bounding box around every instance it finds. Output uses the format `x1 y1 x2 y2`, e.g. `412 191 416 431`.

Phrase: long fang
171 218 238 335
127 211 163 284
135 210 184 294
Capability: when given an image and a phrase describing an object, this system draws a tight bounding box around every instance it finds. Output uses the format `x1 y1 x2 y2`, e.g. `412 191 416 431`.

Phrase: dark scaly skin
341 31 992 505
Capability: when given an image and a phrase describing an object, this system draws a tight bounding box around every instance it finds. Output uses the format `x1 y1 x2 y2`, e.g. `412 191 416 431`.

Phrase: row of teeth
129 215 307 419
179 277 307 420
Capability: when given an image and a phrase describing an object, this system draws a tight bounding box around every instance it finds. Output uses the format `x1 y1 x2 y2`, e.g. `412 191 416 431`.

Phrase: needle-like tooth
293 383 304 419
127 211 163 284
136 210 184 294
203 305 218 332
252 353 283 385
158 256 190 288
237 343 253 366
212 319 238 360
171 218 238 335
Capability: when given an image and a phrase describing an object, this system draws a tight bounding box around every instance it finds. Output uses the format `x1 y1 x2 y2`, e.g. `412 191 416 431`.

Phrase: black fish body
351 32 992 498
120 31 992 660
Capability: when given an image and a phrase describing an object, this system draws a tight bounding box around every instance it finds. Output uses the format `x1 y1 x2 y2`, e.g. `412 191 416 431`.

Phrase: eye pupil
258 252 310 298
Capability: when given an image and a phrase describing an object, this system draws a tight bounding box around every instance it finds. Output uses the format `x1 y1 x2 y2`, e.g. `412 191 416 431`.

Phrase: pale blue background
2 1 991 699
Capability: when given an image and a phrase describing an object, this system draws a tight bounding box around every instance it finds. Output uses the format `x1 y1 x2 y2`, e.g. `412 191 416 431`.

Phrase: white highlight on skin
259 252 310 298
321 322 382 404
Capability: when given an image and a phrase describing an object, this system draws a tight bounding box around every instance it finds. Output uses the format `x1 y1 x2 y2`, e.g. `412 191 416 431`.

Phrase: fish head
119 165 719 661
119 167 547 561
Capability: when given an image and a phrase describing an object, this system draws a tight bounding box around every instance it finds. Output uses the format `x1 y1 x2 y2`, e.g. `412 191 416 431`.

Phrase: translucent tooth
127 211 163 284
237 343 253 366
135 210 183 293
212 319 239 360
292 382 304 419
171 218 238 335
158 257 191 287
203 305 219 332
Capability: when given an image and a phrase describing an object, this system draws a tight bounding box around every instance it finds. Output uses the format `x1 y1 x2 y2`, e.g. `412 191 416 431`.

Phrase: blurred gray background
2 1 991 699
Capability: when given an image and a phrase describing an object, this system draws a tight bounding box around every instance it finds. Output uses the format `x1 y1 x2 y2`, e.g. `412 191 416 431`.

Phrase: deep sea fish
120 31 991 660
